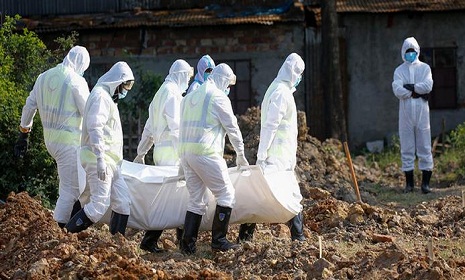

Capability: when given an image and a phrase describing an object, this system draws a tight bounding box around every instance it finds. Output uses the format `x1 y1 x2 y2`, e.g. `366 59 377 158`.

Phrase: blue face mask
294 75 302 88
404 52 417 63
224 87 230 96
118 89 128 99
203 72 211 82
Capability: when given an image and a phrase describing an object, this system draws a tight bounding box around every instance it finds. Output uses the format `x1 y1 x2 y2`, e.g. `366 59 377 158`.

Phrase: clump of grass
365 124 465 184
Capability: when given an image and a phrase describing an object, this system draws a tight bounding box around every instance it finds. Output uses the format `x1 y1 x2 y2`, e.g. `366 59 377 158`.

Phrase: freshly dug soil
1 107 465 279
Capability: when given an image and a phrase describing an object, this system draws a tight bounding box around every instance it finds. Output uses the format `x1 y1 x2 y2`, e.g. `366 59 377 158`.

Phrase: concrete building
3 0 465 151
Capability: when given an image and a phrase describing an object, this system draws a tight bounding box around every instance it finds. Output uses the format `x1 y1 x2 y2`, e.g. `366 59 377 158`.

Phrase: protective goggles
122 80 134 90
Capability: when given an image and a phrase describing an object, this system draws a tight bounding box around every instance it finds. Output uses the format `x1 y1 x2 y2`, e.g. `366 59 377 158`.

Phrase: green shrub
0 16 59 203
437 122 465 180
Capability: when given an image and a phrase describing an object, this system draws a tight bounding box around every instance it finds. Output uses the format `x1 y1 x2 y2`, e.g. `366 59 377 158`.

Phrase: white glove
256 159 266 172
177 165 185 176
236 153 249 170
97 157 108 181
133 154 145 164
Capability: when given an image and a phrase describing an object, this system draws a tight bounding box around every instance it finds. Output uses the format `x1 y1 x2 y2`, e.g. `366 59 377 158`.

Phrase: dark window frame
220 59 253 115
420 47 457 110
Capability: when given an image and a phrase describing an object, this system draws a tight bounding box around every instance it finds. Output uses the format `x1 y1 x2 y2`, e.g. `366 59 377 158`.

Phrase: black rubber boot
140 230 165 253
71 200 82 219
109 211 129 236
237 223 256 243
288 212 306 241
404 170 414 193
65 209 93 233
181 211 202 255
211 205 240 251
176 228 184 246
421 170 432 194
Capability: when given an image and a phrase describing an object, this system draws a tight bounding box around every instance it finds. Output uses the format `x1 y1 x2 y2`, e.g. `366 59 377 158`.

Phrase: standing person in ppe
186 54 215 95
14 46 91 228
392 37 434 194
178 63 249 254
238 53 306 243
134 59 193 253
65 61 135 235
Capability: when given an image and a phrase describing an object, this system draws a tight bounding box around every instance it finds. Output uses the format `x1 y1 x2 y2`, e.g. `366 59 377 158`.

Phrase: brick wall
79 24 297 58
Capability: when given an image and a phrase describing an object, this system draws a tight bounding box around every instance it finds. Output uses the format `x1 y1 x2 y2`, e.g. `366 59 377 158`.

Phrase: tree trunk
320 0 348 141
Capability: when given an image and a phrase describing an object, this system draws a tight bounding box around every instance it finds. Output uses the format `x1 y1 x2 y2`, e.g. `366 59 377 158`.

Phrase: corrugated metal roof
14 1 465 33
18 2 304 33
336 0 465 13
1 0 292 17
302 0 465 26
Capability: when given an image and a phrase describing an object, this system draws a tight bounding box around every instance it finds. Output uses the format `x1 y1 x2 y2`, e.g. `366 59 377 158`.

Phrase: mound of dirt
2 108 465 279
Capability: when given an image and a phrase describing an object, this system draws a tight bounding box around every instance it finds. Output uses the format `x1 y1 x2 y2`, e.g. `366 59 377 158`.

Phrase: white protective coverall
80 61 134 223
179 63 249 215
135 59 193 166
19 46 90 224
257 53 305 172
186 54 215 95
392 37 434 172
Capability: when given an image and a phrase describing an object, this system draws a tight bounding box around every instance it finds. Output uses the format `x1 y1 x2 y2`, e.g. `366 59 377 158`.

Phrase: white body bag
81 160 303 231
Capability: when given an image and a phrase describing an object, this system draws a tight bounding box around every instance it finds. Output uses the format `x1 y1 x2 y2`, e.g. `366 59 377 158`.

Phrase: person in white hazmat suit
178 63 249 254
133 59 194 253
392 37 434 194
238 53 307 242
185 54 215 95
14 46 91 228
65 61 135 235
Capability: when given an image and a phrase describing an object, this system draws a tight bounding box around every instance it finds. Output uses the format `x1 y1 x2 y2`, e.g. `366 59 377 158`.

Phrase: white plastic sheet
85 160 302 231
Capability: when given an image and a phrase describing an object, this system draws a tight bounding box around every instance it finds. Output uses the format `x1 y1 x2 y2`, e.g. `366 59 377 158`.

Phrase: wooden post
318 236 323 259
343 142 362 203
427 238 434 265
462 190 465 208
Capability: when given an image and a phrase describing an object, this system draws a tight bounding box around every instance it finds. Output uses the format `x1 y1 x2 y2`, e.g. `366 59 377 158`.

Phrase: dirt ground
1 107 465 279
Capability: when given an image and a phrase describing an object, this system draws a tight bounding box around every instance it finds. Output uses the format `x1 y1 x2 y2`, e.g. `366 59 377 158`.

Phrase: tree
320 0 348 141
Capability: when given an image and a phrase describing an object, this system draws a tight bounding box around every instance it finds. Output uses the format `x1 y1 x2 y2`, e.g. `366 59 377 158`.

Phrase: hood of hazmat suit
257 53 305 171
179 63 244 157
187 55 216 95
81 61 134 167
63 45 91 76
209 63 237 92
276 53 305 90
165 59 194 93
401 37 420 64
136 60 192 166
